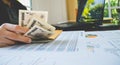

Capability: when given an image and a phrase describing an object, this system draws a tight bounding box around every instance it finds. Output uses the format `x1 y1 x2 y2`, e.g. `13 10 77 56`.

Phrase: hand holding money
0 23 31 47
19 10 56 41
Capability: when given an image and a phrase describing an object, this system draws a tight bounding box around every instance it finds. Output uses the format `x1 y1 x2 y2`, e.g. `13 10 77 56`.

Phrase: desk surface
0 30 120 65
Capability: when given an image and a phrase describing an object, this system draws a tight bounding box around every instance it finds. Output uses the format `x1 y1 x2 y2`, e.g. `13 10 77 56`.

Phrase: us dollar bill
19 10 48 27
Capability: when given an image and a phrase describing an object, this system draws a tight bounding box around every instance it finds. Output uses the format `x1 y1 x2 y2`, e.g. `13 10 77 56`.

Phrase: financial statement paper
0 30 120 65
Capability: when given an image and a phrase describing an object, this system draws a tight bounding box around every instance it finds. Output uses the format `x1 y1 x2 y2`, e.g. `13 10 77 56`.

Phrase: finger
0 38 15 47
4 30 31 43
0 43 9 47
1 23 29 34
15 25 29 33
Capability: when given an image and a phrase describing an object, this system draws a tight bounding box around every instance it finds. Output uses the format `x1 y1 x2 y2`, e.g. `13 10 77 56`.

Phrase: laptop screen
77 0 105 25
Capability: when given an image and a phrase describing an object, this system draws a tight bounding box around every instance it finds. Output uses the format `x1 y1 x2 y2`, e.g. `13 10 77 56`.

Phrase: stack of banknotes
19 10 56 41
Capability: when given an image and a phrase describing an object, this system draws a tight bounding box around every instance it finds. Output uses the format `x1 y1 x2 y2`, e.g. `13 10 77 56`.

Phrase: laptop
53 0 105 31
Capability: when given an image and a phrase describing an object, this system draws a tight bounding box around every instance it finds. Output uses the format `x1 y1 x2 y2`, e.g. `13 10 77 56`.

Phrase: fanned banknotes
19 10 48 27
19 10 62 43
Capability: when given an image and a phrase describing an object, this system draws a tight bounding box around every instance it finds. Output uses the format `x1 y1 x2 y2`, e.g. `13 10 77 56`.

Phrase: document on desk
0 31 86 65
0 30 120 65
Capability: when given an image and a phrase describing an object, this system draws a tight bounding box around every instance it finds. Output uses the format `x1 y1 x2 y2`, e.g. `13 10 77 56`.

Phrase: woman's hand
0 23 31 47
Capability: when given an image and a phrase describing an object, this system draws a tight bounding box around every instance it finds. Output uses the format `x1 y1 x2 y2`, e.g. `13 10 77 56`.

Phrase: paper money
25 25 54 40
19 10 56 42
26 15 56 32
19 10 48 27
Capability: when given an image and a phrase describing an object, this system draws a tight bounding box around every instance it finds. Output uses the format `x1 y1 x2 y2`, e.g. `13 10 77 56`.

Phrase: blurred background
18 0 120 25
